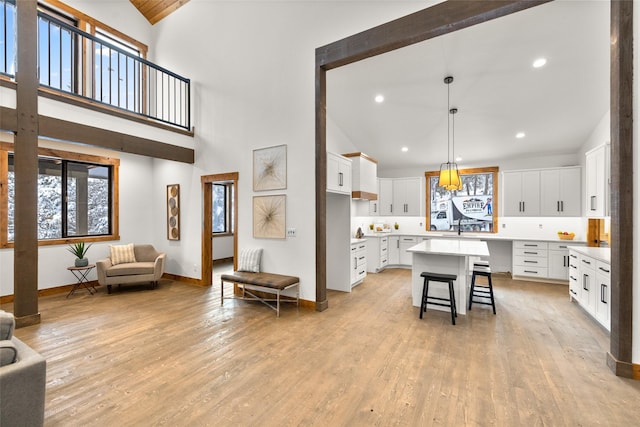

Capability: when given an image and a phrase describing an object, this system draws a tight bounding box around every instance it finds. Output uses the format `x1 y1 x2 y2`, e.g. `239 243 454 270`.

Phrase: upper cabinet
342 152 378 200
392 178 422 216
585 143 610 218
502 170 541 216
503 167 583 217
327 152 352 195
540 167 582 216
378 178 394 216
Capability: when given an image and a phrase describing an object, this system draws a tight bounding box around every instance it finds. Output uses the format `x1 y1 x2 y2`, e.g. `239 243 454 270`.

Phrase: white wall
213 236 234 260
146 1 435 301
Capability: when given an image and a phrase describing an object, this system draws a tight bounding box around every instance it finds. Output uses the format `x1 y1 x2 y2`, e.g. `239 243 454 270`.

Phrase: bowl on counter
557 232 575 240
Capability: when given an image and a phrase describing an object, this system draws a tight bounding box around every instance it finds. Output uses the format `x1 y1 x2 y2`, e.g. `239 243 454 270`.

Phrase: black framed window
212 183 234 234
7 154 112 241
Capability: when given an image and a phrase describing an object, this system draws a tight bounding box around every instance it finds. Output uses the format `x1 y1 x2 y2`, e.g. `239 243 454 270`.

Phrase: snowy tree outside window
8 155 111 241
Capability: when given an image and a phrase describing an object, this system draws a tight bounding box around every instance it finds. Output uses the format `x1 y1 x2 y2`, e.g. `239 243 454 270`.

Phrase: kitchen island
407 239 490 316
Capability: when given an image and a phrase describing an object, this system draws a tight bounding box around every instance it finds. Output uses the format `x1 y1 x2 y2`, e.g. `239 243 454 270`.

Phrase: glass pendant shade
439 161 462 190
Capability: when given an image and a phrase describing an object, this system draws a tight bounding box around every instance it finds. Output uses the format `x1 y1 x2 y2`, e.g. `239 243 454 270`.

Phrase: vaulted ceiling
130 0 189 25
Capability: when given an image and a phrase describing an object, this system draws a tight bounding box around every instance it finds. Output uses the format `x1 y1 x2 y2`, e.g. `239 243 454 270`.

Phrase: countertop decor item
557 231 575 240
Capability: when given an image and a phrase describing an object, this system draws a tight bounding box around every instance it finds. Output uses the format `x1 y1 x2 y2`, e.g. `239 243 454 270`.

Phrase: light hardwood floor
6 267 640 426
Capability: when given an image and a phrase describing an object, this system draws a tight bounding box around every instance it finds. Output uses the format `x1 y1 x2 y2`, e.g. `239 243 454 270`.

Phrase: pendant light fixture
438 76 463 191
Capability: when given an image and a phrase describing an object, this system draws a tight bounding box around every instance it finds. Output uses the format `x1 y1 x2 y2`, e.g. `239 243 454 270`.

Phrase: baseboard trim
212 257 233 265
15 313 41 328
1 281 101 303
606 352 638 379
162 273 202 285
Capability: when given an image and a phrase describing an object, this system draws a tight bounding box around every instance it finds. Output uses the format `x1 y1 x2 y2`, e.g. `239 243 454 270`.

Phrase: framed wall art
425 167 498 233
253 195 286 239
253 144 287 191
167 184 180 240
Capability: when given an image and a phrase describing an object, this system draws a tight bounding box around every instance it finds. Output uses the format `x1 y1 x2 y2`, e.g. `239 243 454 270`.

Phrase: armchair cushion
0 310 15 340
110 243 137 265
0 340 17 366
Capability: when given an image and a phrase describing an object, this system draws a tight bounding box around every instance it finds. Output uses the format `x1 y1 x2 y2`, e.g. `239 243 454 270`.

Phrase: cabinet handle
557 201 560 212
561 201 564 212
524 260 538 264
583 274 589 291
354 257 357 270
590 195 597 211
523 244 538 247
570 289 577 295
581 259 591 265
397 240 400 249
570 254 577 259
601 284 607 304
524 270 538 274
390 204 393 213
523 251 538 254
374 204 377 213
522 201 525 212
598 267 610 273
339 172 343 187
570 275 577 281
563 256 567 267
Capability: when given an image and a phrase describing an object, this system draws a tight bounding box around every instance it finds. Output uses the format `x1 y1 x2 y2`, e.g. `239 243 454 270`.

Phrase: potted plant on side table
67 242 93 267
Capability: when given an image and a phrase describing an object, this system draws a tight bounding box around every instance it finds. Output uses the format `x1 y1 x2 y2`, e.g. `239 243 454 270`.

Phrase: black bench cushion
221 272 299 290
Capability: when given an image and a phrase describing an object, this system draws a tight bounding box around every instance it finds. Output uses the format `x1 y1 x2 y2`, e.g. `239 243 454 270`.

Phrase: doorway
202 172 239 286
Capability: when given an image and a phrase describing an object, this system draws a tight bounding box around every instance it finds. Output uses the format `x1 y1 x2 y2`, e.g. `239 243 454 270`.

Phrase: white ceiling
326 1 610 173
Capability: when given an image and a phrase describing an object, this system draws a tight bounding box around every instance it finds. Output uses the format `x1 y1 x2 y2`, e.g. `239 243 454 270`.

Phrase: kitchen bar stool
468 265 496 314
419 272 457 325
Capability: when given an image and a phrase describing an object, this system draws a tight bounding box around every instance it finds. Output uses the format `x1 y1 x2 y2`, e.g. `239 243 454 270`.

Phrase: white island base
407 239 490 316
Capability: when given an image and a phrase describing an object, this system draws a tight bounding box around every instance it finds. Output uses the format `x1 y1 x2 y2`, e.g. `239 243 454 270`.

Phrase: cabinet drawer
513 265 548 277
400 236 417 244
380 237 388 249
513 255 548 268
514 241 548 250
513 247 548 258
596 261 610 278
578 255 596 271
548 242 572 251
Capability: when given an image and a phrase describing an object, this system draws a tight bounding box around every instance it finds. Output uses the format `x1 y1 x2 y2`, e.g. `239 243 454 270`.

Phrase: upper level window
0 0 16 77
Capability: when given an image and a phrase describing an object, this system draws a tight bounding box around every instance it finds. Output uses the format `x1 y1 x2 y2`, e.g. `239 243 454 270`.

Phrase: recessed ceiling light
516 132 526 139
455 156 462 162
401 147 408 152
532 58 547 68
374 94 385 103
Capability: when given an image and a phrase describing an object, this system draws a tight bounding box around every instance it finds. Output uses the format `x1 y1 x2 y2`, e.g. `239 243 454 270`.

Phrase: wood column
315 63 328 311
14 0 40 327
607 0 634 377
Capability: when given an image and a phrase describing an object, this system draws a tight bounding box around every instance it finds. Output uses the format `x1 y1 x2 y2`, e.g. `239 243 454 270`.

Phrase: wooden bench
220 271 300 317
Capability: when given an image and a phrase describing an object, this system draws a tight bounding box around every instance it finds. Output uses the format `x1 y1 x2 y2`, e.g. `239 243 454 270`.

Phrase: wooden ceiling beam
130 0 190 25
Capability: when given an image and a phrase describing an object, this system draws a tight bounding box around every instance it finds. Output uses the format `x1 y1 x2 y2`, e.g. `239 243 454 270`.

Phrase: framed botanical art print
253 195 286 239
167 184 180 240
253 144 287 191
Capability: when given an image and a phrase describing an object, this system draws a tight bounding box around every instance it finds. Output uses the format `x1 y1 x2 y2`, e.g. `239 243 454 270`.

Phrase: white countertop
363 231 587 244
406 239 490 257
567 245 610 263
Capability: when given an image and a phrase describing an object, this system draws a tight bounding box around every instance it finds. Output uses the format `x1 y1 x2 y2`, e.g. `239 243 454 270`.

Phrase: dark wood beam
607 0 634 378
316 0 553 70
14 0 40 327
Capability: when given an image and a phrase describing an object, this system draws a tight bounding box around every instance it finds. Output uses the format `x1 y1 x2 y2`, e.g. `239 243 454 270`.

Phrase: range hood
342 152 378 201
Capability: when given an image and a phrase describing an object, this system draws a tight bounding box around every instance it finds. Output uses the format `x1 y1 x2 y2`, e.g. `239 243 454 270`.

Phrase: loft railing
0 1 191 131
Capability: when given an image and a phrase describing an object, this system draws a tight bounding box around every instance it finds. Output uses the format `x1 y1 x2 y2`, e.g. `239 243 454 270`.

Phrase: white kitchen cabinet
392 178 422 216
399 236 417 265
568 252 579 299
369 199 379 216
378 178 394 216
327 152 352 195
366 236 388 273
578 254 597 315
540 167 582 216
343 152 378 199
388 236 400 265
585 143 610 218
547 242 572 280
502 170 540 216
350 241 367 287
512 240 548 278
569 248 610 331
595 261 611 330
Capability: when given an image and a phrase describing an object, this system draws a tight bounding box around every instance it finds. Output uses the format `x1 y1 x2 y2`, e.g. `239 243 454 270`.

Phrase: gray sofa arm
96 258 113 286
153 253 166 281
0 337 46 427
